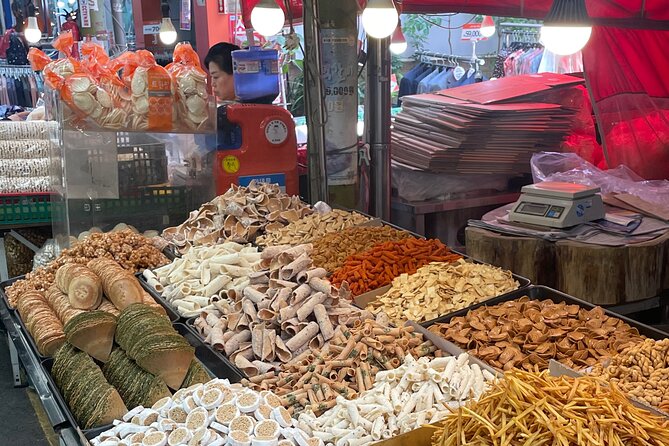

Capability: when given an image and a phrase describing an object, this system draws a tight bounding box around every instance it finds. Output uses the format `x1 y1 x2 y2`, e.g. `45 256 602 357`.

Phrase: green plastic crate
0 194 52 226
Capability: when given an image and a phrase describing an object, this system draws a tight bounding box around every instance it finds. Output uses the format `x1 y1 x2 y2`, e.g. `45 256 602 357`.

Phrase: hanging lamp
541 0 592 55
362 0 398 39
251 0 286 37
390 20 407 54
479 15 496 38
159 1 177 45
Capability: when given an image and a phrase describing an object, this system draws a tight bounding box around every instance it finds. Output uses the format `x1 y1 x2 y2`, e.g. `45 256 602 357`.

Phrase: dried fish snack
6 230 169 308
311 225 413 272
116 304 195 389
146 242 262 317
298 353 496 443
255 209 370 247
16 290 66 356
428 296 646 371
102 348 172 409
89 379 317 446
432 370 669 446
52 343 127 429
193 244 372 374
368 259 519 325
162 181 312 253
243 317 438 415
591 338 669 412
330 238 462 296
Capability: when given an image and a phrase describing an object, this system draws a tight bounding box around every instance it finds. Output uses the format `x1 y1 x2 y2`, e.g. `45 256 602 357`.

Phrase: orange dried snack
330 238 461 296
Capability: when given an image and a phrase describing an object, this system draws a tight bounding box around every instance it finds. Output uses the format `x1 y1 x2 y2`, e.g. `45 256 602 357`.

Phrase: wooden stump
465 226 669 305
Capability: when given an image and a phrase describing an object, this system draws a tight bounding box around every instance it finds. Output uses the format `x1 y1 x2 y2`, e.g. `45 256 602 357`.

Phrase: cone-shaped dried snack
182 360 212 387
63 311 117 362
87 258 143 310
55 263 103 310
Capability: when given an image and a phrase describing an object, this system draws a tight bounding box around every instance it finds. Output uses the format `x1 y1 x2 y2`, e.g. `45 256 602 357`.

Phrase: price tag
143 23 161 35
461 23 487 41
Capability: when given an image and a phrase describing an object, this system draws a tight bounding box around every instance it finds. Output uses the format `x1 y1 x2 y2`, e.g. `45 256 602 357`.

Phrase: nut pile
367 259 519 325
91 379 318 446
591 338 669 411
311 226 413 272
243 317 437 415
432 370 669 446
6 230 169 308
193 244 372 376
162 181 312 253
330 238 462 296
256 209 370 247
298 354 496 443
428 297 645 371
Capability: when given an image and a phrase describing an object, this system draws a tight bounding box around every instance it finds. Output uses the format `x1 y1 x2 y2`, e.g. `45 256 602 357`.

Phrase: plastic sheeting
583 27 669 180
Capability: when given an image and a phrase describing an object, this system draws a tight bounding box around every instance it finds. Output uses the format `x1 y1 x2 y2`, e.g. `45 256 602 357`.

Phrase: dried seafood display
297 354 496 443
432 370 669 446
244 318 438 415
16 290 65 356
116 304 195 389
330 238 462 296
255 209 370 247
591 338 669 412
428 297 646 371
162 181 312 254
311 225 413 272
6 229 169 308
193 244 372 375
367 259 519 325
90 379 318 446
145 242 262 317
52 343 127 429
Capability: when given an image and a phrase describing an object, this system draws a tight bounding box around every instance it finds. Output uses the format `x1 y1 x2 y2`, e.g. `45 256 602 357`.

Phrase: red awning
400 0 669 29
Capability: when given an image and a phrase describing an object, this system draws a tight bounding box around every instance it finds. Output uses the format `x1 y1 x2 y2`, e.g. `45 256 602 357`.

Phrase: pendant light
479 15 496 38
251 0 286 37
362 0 399 39
389 20 407 54
541 0 592 55
159 1 177 45
24 16 42 44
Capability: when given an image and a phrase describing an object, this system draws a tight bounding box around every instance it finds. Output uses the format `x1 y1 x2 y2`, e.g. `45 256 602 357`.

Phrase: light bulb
68 0 75 3
250 0 285 37
362 0 398 39
159 17 177 45
480 15 495 38
24 16 41 43
390 22 407 54
541 26 591 55
56 0 65 7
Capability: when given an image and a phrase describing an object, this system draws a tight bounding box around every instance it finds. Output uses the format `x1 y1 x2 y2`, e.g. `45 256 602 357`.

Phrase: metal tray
0 275 22 316
136 272 181 323
422 285 669 340
40 323 245 441
185 317 250 379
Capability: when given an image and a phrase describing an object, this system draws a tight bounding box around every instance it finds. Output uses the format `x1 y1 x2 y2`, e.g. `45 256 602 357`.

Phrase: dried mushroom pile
6 230 169 307
367 259 519 325
310 225 412 272
255 209 370 247
162 181 312 254
193 244 372 376
591 338 669 412
428 297 645 371
432 370 669 446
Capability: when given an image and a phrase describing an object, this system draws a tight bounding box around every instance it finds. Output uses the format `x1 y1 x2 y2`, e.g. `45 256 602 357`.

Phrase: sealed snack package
125 50 174 131
167 43 209 131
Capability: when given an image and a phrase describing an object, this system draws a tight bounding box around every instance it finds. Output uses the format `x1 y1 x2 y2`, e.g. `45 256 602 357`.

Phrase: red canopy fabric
400 0 669 28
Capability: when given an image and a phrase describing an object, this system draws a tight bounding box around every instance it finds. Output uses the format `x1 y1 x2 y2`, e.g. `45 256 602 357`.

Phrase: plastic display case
46 92 218 252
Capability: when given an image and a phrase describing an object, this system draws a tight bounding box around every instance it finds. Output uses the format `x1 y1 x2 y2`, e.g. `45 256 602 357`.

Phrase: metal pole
366 36 392 220
303 0 329 203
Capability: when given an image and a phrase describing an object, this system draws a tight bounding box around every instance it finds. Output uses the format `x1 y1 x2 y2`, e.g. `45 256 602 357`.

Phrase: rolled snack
280 253 312 281
224 329 252 357
309 277 332 295
236 355 260 377
291 284 312 306
275 337 292 363
285 322 319 352
56 263 103 310
252 325 264 359
296 292 327 322
313 304 335 341
261 245 291 260
244 287 267 304
262 330 277 362
296 268 328 284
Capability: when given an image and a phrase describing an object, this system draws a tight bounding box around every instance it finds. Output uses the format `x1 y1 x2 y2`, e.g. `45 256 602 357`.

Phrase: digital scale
509 182 605 228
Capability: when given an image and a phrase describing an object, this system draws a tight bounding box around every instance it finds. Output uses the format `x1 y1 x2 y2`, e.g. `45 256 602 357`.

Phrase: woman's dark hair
204 42 241 75
11 0 35 19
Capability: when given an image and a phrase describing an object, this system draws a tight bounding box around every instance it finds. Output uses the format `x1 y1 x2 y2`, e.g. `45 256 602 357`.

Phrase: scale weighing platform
509 182 605 228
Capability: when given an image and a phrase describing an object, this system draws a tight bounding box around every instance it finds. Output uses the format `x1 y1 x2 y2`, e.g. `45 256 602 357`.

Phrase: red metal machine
214 104 299 195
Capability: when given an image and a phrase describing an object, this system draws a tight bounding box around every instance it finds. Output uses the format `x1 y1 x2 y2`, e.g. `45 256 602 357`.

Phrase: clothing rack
0 65 35 76
414 51 483 68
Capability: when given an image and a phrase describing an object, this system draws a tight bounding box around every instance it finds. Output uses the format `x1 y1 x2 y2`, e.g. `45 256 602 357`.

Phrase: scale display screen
516 202 550 216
